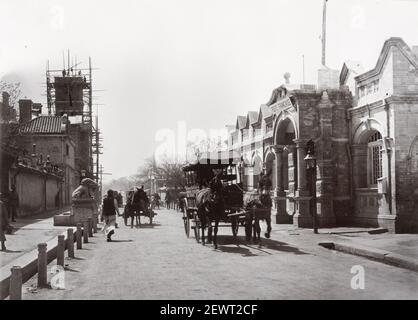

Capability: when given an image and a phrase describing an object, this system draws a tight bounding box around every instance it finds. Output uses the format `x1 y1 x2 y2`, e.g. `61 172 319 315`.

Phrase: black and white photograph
1 0 418 306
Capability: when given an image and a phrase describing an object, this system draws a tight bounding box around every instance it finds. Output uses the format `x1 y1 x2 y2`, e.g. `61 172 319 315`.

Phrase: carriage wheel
183 210 190 238
193 215 200 243
231 217 239 237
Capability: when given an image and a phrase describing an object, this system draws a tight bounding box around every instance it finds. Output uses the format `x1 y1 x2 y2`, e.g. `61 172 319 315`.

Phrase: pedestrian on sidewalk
113 191 120 229
102 189 119 242
8 185 19 222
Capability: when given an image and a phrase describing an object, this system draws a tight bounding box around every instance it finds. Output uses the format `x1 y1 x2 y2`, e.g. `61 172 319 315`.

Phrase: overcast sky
1 0 418 182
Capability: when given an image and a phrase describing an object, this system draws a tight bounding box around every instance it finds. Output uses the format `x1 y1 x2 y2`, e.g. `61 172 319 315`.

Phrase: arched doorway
352 126 386 227
273 117 297 223
264 151 277 191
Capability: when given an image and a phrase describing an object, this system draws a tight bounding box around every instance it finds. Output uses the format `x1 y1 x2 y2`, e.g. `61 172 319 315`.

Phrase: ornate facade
227 37 418 233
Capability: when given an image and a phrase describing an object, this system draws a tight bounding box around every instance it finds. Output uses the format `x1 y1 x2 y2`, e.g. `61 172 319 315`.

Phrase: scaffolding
46 53 103 183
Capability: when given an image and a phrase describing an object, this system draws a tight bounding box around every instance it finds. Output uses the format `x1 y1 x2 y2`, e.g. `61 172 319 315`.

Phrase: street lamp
304 139 318 234
148 170 155 194
80 169 87 184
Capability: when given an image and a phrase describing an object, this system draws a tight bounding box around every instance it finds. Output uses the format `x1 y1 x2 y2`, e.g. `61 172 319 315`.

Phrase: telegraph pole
322 0 328 66
98 164 112 199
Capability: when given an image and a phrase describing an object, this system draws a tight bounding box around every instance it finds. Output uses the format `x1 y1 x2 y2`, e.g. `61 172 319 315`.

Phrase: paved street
0 209 69 268
22 208 418 300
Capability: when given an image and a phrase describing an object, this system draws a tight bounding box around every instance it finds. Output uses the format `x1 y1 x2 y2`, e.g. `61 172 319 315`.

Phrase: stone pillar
295 139 308 194
76 223 82 249
9 266 22 300
286 145 297 217
83 221 89 243
37 243 48 288
57 235 65 267
293 139 313 228
67 229 74 258
273 146 291 224
316 159 337 227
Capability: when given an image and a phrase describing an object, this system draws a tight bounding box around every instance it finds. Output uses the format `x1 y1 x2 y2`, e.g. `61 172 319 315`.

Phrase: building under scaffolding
46 55 102 183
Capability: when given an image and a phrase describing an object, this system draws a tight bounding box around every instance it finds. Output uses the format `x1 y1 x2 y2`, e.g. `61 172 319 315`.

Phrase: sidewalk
270 225 418 272
0 208 70 268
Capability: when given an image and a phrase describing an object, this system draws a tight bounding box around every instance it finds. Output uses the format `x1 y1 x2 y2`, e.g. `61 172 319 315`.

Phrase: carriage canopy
182 151 242 188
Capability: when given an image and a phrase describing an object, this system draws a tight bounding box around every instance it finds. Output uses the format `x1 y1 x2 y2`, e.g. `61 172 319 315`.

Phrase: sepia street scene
1 0 418 301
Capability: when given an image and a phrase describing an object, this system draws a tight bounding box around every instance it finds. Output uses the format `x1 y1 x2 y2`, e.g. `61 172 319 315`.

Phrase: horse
244 191 272 243
195 188 224 249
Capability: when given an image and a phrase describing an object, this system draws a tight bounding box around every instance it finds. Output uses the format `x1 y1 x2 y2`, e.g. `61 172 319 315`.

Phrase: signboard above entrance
270 97 295 115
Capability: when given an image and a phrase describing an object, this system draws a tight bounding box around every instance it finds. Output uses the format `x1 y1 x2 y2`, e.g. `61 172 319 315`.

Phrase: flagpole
322 0 328 66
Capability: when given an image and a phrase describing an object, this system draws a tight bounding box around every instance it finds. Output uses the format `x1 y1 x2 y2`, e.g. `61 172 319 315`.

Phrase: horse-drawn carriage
182 153 272 248
123 189 157 226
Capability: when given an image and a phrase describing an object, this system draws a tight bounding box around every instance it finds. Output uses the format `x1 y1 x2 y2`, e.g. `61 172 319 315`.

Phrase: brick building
16 113 78 206
227 37 418 233
1 96 70 215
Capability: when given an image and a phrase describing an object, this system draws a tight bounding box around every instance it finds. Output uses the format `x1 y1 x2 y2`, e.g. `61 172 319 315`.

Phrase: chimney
2 92 10 108
19 99 33 123
32 103 42 118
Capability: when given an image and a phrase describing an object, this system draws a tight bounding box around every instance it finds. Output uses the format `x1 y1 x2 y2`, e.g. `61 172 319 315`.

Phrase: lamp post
80 169 86 184
149 170 155 194
304 139 318 234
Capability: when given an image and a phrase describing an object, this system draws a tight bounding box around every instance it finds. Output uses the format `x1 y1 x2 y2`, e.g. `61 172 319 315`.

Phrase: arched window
367 131 383 186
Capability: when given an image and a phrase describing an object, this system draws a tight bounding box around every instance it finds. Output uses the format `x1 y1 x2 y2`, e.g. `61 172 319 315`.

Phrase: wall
10 167 62 216
393 99 418 232
16 135 75 169
16 134 77 207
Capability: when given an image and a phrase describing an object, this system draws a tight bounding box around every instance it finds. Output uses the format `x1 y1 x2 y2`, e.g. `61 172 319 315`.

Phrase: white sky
1 0 418 182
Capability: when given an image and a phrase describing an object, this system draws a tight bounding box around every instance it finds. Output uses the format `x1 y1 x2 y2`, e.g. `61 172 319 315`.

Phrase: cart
123 190 157 226
182 153 245 242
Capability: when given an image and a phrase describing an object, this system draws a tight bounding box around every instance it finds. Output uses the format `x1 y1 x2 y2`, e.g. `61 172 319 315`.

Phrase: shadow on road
136 223 161 229
108 239 134 243
0 249 23 254
9 207 71 232
217 244 258 257
213 235 308 256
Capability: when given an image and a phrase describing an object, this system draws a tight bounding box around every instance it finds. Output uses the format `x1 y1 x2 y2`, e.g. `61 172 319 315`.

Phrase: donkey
196 188 224 249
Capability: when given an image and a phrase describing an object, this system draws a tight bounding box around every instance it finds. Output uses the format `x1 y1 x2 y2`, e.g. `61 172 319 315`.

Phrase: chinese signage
270 97 294 115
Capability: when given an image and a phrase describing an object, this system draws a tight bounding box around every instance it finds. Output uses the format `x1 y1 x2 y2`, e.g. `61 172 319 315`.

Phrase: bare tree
0 81 22 107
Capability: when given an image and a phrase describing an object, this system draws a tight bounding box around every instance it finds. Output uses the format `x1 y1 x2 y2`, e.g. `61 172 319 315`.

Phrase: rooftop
19 116 66 135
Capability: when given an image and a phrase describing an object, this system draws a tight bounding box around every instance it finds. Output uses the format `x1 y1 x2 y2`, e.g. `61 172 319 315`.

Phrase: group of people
125 185 150 228
0 185 20 251
164 186 186 211
101 186 152 241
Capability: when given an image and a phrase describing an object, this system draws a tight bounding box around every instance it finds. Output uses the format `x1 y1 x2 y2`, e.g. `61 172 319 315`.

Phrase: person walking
8 185 19 222
102 190 119 242
166 190 172 210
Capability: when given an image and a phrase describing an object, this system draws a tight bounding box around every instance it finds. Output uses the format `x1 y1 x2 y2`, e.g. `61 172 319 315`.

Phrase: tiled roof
259 104 273 119
355 37 418 82
247 111 259 125
236 116 247 129
19 116 65 134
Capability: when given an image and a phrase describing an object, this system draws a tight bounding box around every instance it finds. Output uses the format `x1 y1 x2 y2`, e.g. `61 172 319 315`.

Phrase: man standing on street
8 185 19 222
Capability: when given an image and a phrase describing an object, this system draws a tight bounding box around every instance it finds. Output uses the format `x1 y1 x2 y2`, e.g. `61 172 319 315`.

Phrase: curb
318 241 418 272
0 227 76 300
